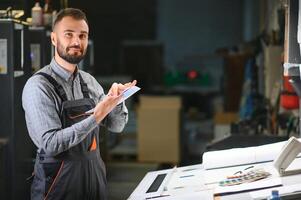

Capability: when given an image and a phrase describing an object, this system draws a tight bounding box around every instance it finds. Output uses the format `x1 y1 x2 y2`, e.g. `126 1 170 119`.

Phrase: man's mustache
67 46 82 51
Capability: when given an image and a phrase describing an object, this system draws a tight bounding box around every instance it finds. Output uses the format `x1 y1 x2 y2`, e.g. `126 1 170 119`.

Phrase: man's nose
71 36 81 46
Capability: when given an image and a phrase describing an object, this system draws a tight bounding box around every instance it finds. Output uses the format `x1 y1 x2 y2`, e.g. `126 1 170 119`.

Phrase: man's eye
65 33 72 38
79 34 87 40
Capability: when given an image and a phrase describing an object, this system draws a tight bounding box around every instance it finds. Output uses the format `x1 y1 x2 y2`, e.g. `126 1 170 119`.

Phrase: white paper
202 138 301 170
204 164 282 196
214 177 282 196
204 164 280 187
166 166 206 191
250 183 301 200
157 190 214 200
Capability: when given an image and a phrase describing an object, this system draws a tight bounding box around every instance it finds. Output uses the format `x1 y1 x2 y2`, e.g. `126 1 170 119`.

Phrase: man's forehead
55 16 89 33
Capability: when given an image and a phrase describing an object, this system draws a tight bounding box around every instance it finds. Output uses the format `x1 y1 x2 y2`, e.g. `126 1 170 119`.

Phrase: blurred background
1 0 299 199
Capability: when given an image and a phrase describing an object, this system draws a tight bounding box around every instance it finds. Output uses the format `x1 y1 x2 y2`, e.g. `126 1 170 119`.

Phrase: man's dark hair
52 8 88 30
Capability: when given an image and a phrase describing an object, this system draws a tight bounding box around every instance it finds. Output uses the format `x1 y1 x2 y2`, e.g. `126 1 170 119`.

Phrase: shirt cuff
112 101 128 114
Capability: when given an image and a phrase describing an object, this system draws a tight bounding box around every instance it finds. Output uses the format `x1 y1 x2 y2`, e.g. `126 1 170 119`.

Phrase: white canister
31 2 43 26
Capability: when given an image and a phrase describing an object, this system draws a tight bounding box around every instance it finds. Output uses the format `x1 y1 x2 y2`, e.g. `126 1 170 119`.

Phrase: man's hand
93 80 137 123
107 80 137 96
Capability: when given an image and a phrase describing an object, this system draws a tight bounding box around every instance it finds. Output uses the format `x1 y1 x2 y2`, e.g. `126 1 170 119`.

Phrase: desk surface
129 160 301 200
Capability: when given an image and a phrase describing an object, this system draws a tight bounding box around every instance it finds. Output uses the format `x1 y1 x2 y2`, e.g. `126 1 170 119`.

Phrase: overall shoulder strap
36 72 68 102
78 73 90 98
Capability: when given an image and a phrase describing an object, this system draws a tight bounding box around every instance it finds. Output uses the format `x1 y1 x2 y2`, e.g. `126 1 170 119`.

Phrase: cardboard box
213 112 239 124
213 112 238 142
137 96 181 163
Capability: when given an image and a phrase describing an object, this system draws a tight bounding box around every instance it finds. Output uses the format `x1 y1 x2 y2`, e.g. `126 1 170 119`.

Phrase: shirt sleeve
104 101 128 133
22 77 98 156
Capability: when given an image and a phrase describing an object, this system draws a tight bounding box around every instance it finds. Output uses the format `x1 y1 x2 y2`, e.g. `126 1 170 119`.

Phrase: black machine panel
0 19 35 200
146 173 167 193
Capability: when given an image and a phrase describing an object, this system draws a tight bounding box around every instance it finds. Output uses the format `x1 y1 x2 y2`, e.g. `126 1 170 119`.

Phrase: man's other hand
107 80 137 96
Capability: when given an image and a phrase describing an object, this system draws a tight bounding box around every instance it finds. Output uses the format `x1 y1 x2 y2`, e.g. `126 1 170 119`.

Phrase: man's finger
111 83 119 96
124 80 137 88
131 80 137 86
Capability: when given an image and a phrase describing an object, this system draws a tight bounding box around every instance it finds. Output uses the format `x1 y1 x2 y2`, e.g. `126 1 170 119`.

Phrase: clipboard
85 86 141 114
117 85 140 104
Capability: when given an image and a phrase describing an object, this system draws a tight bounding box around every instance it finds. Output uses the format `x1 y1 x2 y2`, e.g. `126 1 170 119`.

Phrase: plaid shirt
22 58 128 156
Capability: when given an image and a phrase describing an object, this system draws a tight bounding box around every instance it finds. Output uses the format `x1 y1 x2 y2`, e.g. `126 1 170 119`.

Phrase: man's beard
57 40 87 64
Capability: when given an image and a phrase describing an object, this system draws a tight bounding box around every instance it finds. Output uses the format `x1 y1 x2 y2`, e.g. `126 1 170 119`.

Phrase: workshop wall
157 0 245 69
69 0 157 76
1 0 260 78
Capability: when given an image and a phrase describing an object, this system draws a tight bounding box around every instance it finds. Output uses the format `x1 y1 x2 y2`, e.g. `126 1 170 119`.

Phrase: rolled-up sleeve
104 102 128 133
22 77 98 156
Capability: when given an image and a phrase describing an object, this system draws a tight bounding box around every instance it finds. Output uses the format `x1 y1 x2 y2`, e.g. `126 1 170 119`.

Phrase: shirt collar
50 58 79 82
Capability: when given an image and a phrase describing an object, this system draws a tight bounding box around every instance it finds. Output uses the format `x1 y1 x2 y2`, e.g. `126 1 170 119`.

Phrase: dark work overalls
31 72 107 200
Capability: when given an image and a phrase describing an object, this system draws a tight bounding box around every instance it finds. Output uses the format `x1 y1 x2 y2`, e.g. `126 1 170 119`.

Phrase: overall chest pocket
61 98 95 127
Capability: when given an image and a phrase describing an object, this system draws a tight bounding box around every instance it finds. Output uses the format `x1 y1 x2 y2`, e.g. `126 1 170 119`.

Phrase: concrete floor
107 162 159 200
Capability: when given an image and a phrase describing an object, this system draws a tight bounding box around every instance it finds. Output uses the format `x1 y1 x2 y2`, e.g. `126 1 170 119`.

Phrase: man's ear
50 32 56 46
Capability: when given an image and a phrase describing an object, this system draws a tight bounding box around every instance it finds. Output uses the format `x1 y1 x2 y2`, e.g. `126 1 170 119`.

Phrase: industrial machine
0 19 35 200
28 26 52 72
283 0 301 138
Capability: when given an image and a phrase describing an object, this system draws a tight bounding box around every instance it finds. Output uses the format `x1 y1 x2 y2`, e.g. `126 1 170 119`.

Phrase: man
22 8 136 200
